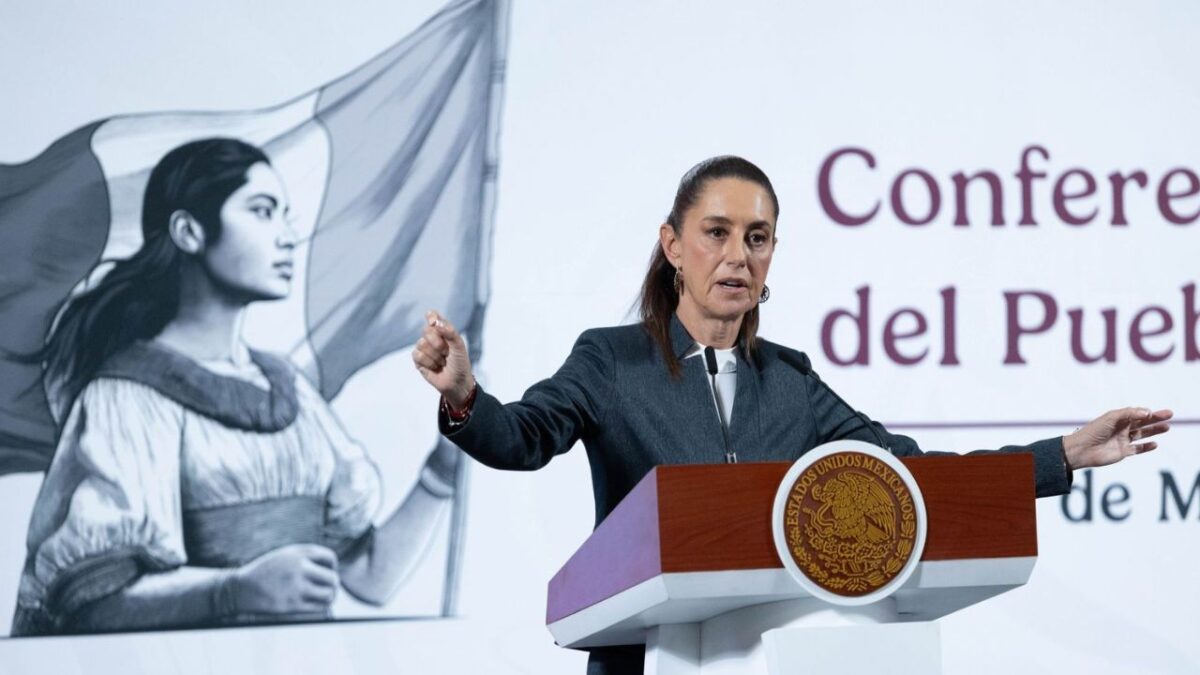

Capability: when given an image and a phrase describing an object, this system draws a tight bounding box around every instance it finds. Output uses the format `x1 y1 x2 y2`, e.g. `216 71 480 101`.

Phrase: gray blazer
444 314 1071 527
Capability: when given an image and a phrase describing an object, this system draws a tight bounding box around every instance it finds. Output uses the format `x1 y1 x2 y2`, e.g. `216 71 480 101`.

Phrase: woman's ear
168 210 206 254
659 223 681 267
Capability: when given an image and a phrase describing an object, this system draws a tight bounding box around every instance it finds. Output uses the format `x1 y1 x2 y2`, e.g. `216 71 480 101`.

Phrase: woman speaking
412 155 1172 675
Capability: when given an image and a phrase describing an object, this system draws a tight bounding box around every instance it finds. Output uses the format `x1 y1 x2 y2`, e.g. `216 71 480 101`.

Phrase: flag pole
441 0 511 618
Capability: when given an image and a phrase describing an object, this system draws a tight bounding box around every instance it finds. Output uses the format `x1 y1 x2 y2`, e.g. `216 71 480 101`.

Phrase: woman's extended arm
338 441 457 606
800 355 1171 497
71 566 233 632
412 310 613 471
71 545 340 632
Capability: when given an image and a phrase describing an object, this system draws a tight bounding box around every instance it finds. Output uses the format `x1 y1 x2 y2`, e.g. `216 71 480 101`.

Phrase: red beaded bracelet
442 383 478 422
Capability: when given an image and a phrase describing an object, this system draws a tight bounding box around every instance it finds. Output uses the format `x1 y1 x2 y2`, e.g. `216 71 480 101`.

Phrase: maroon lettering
818 148 880 226
940 286 960 365
1004 291 1058 364
951 171 1004 226
1130 306 1175 362
1053 168 1099 226
1015 145 1050 226
1157 168 1200 225
821 286 871 365
890 169 941 226
1108 170 1148 226
1068 308 1117 363
1184 283 1200 362
883 308 929 365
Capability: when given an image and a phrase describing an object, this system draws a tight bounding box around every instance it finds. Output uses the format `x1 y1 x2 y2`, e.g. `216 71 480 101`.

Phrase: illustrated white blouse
14 345 381 632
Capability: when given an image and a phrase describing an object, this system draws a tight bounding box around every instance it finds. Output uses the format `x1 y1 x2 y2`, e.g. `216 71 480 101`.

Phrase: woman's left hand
1063 407 1174 470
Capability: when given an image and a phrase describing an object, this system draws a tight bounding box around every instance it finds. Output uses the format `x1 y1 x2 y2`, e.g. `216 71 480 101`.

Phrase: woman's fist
412 310 475 407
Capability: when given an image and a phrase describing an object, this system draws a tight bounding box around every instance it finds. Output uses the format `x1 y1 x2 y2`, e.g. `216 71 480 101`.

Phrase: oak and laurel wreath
788 509 916 594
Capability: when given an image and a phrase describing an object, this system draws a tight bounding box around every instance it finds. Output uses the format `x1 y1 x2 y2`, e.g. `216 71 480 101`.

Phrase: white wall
1 1 1197 673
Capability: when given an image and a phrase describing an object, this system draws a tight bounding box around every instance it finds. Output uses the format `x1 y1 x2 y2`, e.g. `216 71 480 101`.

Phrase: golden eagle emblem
780 451 919 597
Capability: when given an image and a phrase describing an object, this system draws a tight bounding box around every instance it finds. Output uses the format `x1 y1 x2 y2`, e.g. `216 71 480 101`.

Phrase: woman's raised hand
412 310 476 407
229 544 339 615
1064 407 1173 470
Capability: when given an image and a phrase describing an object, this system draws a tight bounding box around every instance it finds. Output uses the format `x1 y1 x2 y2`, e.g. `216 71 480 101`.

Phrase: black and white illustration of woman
12 138 458 635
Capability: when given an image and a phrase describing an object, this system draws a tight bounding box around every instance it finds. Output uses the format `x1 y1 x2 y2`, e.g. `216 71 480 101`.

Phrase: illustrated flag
0 0 504 473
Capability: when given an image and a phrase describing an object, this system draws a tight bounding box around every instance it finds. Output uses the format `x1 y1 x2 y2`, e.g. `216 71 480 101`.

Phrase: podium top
547 454 1036 631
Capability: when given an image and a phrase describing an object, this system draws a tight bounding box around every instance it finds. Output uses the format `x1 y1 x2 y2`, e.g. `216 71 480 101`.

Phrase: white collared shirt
683 342 737 427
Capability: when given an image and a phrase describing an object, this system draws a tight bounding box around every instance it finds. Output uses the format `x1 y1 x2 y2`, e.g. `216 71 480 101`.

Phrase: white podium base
645 598 941 675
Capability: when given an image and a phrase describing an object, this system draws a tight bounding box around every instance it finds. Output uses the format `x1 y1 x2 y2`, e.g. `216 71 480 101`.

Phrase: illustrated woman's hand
412 310 476 408
229 544 339 615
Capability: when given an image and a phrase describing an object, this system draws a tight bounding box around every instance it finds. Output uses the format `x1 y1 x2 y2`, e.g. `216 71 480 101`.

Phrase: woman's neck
675 297 742 349
155 267 249 364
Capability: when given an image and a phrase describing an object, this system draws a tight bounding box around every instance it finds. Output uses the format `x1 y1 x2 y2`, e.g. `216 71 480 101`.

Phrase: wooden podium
546 452 1038 674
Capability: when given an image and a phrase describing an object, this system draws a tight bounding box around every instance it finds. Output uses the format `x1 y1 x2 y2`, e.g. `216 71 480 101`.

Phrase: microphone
703 345 720 375
703 346 737 464
778 351 891 452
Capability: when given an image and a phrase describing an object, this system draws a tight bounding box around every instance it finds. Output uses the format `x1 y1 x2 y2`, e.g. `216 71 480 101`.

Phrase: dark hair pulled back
35 137 269 416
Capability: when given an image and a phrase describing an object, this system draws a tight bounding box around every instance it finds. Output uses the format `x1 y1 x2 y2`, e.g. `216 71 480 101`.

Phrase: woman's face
662 177 777 323
202 162 297 302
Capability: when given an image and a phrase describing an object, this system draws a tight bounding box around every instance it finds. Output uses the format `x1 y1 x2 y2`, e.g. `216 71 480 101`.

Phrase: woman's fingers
1131 422 1171 441
1109 407 1149 426
297 544 338 569
427 310 464 348
416 310 473 402
1106 407 1172 433
302 561 339 588
428 331 448 353
1116 407 1168 425
299 580 338 607
1123 408 1172 444
300 554 338 609
412 345 446 371
1132 409 1174 427
413 333 449 367
297 551 339 607
417 329 449 357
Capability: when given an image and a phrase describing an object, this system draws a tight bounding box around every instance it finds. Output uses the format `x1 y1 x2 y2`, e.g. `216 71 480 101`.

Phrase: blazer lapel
676 356 729 464
668 314 729 464
729 348 762 459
